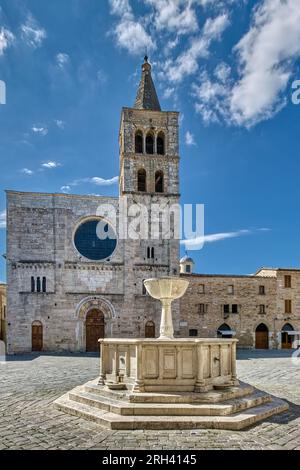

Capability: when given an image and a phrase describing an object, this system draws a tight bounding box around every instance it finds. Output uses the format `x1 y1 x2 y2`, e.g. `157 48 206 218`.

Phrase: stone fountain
54 277 288 430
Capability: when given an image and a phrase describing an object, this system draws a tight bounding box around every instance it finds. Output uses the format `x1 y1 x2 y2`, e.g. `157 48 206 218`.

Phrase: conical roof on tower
134 56 161 112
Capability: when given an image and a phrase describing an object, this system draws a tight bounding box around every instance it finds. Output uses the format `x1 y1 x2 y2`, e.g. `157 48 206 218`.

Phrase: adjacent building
179 262 300 350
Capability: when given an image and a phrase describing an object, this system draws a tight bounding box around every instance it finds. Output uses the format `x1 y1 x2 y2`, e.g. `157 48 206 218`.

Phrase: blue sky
0 0 300 281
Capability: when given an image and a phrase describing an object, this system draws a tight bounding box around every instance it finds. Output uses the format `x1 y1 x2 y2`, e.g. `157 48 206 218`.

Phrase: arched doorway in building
145 321 155 338
86 309 105 352
255 323 269 349
32 321 43 351
281 323 294 349
217 323 232 338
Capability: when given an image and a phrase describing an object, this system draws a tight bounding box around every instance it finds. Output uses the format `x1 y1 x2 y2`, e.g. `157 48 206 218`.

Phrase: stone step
69 388 271 417
84 380 254 404
53 394 289 431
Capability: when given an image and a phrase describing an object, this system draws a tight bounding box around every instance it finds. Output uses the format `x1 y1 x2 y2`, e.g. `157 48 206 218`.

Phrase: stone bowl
143 277 189 301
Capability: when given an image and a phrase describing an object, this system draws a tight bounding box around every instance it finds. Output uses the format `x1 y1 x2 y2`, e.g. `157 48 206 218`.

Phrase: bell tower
119 56 180 198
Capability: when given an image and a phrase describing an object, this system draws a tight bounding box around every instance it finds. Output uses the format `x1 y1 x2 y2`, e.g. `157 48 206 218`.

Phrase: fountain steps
84 380 254 403
54 382 288 430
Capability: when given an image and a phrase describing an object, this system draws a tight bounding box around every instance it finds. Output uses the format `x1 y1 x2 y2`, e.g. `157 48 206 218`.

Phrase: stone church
5 58 300 353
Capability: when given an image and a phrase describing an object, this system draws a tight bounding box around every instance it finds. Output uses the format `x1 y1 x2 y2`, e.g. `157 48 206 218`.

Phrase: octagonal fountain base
54 337 288 430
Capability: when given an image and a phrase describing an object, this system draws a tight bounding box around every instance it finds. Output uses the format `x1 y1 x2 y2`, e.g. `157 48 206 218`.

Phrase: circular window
74 219 117 261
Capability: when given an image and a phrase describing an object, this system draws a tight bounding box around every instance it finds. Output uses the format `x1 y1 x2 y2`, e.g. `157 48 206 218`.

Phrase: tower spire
134 56 161 111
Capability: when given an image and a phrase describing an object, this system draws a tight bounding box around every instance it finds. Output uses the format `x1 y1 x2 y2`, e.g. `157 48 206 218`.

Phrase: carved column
132 344 145 392
230 341 239 386
98 341 106 385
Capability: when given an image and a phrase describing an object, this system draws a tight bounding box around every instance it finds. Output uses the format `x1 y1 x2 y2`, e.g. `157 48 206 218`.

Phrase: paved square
0 350 299 450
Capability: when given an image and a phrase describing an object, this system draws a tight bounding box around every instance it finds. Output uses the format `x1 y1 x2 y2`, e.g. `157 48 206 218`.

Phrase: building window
157 133 165 155
42 277 46 293
259 285 265 295
189 329 198 337
74 218 117 261
232 304 238 314
259 304 266 314
147 247 154 259
223 304 230 314
284 275 292 288
155 170 164 193
185 265 191 273
228 285 234 294
198 304 207 315
36 277 41 293
137 169 147 192
135 131 143 153
31 276 35 293
146 133 154 154
199 284 205 294
285 299 292 314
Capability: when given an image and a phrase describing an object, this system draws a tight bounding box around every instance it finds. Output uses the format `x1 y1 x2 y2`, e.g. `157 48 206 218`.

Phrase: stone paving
0 350 299 450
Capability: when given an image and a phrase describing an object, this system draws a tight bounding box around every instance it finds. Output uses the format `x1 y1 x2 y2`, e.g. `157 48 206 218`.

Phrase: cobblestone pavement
0 350 299 450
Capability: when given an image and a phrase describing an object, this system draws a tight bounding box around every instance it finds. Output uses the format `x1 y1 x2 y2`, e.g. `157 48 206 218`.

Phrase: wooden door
281 332 292 349
86 310 104 352
145 321 155 338
32 322 43 351
255 331 268 349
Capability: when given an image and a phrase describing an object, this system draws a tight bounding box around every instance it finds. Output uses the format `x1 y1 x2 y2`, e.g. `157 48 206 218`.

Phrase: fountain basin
99 337 239 393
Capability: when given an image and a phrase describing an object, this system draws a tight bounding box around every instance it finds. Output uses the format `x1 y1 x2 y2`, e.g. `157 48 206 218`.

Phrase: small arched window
157 133 165 155
31 276 35 293
147 247 150 259
137 169 147 192
155 170 164 193
36 277 41 293
42 277 47 293
135 131 143 153
151 247 154 259
146 133 154 154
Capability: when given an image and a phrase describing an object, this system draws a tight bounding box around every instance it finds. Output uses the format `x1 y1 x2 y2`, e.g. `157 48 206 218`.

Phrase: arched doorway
255 323 269 349
217 323 232 338
281 323 294 349
86 309 104 352
32 321 43 351
145 321 155 338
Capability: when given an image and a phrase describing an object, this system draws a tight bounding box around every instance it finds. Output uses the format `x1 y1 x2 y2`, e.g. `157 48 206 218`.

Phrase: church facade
5 58 300 353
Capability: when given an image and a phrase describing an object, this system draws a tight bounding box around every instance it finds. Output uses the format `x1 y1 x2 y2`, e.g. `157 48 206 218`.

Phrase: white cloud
145 0 198 35
185 130 196 146
165 13 230 83
41 161 61 169
90 176 119 186
60 186 71 194
230 0 300 127
181 228 270 248
21 168 34 175
0 211 6 229
32 126 48 136
0 27 14 56
214 62 231 82
163 87 175 99
194 0 300 127
56 53 70 69
109 0 155 55
21 14 46 48
64 176 119 189
54 119 65 130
